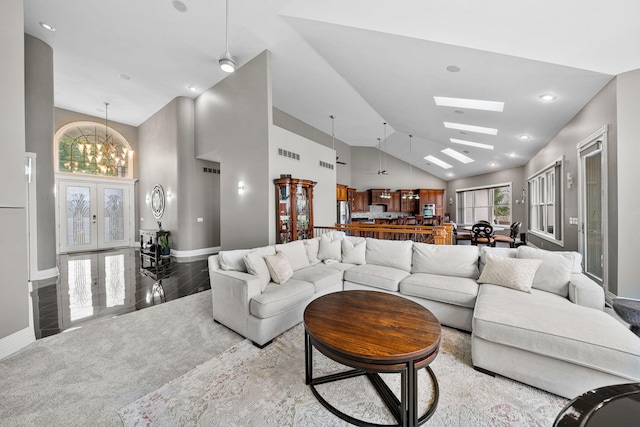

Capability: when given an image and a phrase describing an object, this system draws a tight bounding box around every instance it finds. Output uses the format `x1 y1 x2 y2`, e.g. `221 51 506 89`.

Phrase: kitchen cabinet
399 189 419 213
347 187 356 213
369 189 386 205
336 184 348 202
274 177 315 243
353 192 369 212
417 189 445 217
389 191 401 212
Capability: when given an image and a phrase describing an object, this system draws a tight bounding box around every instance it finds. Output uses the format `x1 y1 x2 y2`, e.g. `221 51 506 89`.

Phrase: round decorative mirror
151 184 165 219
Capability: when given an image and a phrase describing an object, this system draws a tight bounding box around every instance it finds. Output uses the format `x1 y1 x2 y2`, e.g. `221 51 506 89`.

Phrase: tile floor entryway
31 248 211 338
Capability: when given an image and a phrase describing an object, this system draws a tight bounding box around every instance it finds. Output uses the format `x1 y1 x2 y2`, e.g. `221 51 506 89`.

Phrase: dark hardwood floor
31 248 211 339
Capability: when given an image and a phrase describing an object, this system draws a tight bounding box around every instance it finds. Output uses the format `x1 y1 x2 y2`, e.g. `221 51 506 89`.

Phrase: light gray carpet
119 323 568 426
0 290 243 427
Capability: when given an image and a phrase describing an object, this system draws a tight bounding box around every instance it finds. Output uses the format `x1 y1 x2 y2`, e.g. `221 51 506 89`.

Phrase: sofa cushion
365 238 413 272
473 284 640 381
324 262 357 272
477 254 542 293
341 238 366 265
400 273 479 308
250 280 314 319
412 243 479 279
344 264 410 292
276 240 310 271
264 253 294 284
218 249 252 272
243 245 276 291
291 265 343 293
303 238 321 265
517 246 575 296
318 233 342 261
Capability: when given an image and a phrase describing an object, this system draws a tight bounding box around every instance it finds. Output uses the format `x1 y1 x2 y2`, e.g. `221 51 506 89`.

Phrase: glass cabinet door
296 184 310 240
278 183 291 243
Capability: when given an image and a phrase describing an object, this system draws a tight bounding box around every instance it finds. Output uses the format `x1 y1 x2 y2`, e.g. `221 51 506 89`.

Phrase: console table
304 290 441 426
139 229 171 281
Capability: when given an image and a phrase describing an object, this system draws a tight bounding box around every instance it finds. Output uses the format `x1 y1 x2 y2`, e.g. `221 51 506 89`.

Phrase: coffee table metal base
305 329 439 427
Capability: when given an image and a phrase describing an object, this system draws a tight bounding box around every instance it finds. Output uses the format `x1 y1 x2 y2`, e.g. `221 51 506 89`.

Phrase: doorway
57 178 134 253
577 126 608 290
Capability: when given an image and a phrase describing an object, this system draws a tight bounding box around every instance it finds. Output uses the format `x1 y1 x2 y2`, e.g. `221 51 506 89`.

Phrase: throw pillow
243 246 276 291
318 234 342 261
412 243 479 279
477 253 543 293
218 249 251 272
303 238 321 265
263 252 294 284
341 238 366 265
516 246 574 296
365 238 413 272
276 240 310 271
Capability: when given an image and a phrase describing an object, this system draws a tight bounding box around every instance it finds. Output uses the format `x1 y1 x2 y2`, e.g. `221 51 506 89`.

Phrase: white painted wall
616 69 640 298
269 125 337 243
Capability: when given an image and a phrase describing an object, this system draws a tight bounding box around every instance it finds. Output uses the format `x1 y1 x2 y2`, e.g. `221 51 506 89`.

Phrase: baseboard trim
171 247 220 258
0 326 35 360
38 267 59 280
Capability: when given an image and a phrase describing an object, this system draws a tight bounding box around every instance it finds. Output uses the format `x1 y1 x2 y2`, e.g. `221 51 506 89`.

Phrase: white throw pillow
318 234 342 261
412 243 479 279
276 240 310 271
263 252 294 284
341 238 366 265
478 253 543 293
516 246 574 296
243 246 276 291
218 249 251 272
303 238 321 265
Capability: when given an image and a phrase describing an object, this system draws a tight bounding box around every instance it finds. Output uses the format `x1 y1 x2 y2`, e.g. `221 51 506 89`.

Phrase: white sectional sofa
208 233 640 399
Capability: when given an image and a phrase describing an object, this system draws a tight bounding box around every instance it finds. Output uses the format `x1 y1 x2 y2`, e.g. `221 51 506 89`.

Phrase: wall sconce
166 190 172 200
567 172 573 189
515 189 526 204
238 181 245 195
449 197 453 206
145 194 151 204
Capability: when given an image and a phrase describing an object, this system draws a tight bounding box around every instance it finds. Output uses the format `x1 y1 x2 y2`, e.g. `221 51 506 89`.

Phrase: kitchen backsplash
351 205 410 219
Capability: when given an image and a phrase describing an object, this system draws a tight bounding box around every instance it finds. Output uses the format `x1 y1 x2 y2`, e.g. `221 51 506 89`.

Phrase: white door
58 180 132 253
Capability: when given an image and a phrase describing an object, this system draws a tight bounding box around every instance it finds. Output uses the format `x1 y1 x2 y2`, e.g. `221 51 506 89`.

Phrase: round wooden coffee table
304 290 441 427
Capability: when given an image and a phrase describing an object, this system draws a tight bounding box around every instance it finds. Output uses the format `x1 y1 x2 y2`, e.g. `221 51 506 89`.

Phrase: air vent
278 148 300 161
319 160 334 170
203 167 220 174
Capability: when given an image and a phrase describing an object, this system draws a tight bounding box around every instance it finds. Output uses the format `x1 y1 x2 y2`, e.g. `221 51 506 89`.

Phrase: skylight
434 96 504 112
449 138 494 150
424 155 452 169
441 148 474 164
444 122 498 135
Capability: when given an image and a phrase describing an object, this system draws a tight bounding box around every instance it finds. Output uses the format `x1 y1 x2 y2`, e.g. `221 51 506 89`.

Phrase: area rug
118 324 567 426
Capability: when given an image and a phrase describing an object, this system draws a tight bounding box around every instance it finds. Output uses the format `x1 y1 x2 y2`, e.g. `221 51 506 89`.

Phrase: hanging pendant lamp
219 0 236 73
406 135 420 200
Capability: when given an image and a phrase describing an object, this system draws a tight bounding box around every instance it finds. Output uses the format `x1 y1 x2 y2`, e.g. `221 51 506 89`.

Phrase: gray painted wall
24 34 56 272
524 78 618 291
0 0 29 339
273 108 352 185
616 70 640 298
195 51 272 250
446 166 527 229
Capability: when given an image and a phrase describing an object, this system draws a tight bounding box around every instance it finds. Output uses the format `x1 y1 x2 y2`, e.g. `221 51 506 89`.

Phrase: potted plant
158 235 171 256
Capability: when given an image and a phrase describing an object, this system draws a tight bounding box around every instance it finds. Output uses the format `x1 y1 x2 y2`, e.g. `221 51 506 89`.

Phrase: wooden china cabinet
274 177 316 243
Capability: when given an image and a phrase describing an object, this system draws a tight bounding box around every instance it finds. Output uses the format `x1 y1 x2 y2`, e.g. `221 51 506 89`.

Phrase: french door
577 126 608 290
57 178 134 253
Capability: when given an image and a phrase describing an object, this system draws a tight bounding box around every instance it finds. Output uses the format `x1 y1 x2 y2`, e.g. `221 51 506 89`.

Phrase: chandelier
402 134 420 200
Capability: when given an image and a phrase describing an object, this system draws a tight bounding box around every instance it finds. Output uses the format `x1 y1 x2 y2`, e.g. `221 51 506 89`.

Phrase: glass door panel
59 182 98 253
98 184 130 249
583 151 603 283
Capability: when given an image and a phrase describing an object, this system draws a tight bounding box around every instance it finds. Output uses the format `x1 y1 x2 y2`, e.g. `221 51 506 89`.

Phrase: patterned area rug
118 324 567 426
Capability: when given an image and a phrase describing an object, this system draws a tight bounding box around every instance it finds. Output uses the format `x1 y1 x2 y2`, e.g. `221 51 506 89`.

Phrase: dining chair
471 222 495 246
453 223 472 245
493 221 521 248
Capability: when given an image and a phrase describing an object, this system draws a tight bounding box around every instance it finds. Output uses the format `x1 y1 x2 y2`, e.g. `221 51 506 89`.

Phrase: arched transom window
55 121 133 178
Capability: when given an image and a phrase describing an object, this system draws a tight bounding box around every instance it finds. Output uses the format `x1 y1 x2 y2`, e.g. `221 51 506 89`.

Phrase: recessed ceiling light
188 85 198 92
424 155 453 169
490 162 497 167
434 96 504 112
463 150 469 154
519 135 530 140
450 138 494 150
39 21 55 31
540 93 557 101
441 148 474 164
509 153 516 157
446 65 461 73
444 122 498 135
447 172 454 177
119 73 131 80
172 0 188 12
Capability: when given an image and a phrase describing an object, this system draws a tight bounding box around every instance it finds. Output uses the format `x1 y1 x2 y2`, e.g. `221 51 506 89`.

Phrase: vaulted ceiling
24 0 640 179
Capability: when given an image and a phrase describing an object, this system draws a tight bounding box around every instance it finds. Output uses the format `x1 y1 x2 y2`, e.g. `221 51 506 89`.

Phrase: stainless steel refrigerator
337 201 350 224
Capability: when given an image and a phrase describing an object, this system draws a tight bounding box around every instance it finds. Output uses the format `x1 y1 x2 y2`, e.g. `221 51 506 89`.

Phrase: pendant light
381 122 391 199
219 0 236 73
403 135 420 200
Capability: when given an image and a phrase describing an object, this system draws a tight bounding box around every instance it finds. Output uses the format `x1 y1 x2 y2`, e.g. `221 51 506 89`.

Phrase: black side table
554 383 640 426
612 297 640 337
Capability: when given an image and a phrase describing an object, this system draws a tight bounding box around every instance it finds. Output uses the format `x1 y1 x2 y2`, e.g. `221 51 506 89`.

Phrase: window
54 121 133 178
456 184 511 225
528 159 563 244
